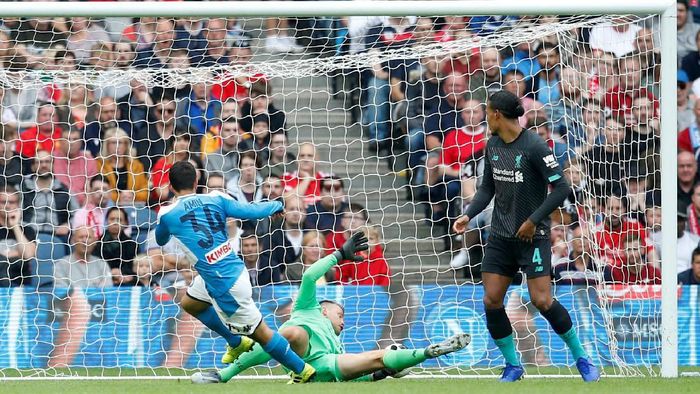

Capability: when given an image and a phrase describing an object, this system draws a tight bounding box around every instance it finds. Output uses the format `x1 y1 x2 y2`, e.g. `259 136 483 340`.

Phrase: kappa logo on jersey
205 240 233 264
542 154 558 169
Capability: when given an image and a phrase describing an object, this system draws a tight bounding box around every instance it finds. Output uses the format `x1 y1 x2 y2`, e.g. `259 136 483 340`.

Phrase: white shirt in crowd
588 23 641 58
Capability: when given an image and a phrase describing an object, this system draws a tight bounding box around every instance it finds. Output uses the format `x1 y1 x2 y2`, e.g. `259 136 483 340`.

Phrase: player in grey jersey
452 90 599 382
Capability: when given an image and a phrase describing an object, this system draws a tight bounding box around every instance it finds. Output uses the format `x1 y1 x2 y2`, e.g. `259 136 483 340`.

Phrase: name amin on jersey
205 240 233 264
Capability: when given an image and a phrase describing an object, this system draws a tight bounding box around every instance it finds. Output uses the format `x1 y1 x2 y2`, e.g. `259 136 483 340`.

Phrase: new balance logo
492 154 499 161
205 240 233 264
534 266 544 273
542 154 558 169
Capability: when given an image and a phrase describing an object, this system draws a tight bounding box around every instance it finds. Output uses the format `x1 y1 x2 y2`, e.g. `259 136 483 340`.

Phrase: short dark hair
503 68 525 80
321 174 344 190
488 90 525 119
105 206 130 227
252 115 270 126
207 171 225 181
692 247 700 263
0 123 17 140
239 150 259 168
222 117 238 125
89 175 107 188
345 203 369 222
169 160 198 192
0 183 18 196
240 231 258 241
320 300 345 312
608 192 629 210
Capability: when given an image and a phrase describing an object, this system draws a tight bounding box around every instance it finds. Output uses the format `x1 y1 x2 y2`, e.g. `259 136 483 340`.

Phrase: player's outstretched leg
340 333 472 381
192 343 273 384
425 333 472 358
250 321 316 384
528 277 599 382
181 295 252 365
192 325 312 384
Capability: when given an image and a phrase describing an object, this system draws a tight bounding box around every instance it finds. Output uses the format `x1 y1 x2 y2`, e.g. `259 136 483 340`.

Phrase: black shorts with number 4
481 235 551 278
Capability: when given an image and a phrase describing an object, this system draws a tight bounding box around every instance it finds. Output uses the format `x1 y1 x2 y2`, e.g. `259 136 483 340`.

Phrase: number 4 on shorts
532 248 543 273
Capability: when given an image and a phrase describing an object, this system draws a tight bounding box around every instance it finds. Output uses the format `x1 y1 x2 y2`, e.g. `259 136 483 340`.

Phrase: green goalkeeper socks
382 349 428 371
560 327 588 360
494 334 520 366
219 344 272 382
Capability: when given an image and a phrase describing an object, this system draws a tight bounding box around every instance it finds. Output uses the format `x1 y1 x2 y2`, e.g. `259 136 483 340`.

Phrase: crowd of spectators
0 4 696 317
0 10 397 296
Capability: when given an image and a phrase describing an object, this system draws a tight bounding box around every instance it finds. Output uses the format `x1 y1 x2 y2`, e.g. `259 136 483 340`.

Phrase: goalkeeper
192 232 471 384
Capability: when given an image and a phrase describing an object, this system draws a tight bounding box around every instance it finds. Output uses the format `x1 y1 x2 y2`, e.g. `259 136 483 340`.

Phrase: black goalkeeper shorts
480 235 552 279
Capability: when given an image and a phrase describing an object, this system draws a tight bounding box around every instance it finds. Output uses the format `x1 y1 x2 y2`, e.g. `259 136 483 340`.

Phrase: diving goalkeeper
192 232 471 384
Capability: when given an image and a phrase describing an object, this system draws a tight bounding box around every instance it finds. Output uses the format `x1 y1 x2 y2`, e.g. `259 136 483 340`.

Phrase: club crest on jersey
542 154 558 169
205 240 233 264
514 154 523 169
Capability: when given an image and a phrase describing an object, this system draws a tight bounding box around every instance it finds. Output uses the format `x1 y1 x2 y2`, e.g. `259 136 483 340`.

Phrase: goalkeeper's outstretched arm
295 232 369 311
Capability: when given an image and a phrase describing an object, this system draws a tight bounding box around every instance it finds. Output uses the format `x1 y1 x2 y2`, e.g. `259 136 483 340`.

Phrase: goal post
0 0 679 379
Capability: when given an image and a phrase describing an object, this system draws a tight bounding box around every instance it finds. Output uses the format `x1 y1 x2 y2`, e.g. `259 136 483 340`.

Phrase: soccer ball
385 343 407 351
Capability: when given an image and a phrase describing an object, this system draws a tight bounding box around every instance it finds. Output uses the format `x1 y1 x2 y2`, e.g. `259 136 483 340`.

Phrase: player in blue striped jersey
155 160 315 383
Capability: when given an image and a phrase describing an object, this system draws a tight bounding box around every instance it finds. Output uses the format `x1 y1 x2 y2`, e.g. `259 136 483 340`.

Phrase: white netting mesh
0 12 679 379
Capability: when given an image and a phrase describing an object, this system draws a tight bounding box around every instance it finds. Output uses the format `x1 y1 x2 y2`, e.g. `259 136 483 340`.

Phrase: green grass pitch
2 368 700 394
3 377 700 394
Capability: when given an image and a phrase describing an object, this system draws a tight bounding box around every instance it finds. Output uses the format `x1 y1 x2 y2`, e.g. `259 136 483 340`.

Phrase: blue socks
193 305 242 348
262 332 305 374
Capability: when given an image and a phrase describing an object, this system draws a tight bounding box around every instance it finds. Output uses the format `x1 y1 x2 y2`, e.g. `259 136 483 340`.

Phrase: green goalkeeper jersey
280 254 344 362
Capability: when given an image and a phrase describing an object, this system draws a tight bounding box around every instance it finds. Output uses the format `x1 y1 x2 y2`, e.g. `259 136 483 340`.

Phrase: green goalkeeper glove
333 232 368 262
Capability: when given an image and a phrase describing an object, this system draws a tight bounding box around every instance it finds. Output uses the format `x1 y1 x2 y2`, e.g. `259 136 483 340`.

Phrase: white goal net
0 10 685 379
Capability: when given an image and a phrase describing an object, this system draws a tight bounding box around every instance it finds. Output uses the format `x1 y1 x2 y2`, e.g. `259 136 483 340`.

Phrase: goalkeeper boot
287 363 316 384
425 333 472 358
499 364 525 382
575 357 600 382
191 371 222 384
221 336 254 364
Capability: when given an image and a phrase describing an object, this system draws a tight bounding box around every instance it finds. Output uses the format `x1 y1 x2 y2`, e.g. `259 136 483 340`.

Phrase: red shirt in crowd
337 245 391 286
604 263 661 285
325 230 346 253
678 127 696 153
595 219 654 267
151 157 172 189
281 171 328 206
603 85 658 119
16 126 63 158
326 231 391 286
212 73 267 102
440 126 487 170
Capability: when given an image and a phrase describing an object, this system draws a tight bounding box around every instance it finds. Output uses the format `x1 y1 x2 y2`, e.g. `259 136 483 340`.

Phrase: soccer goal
0 0 679 381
